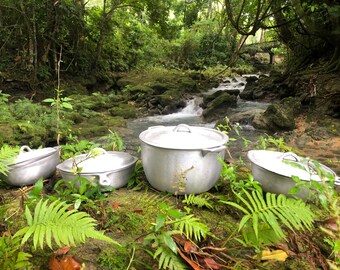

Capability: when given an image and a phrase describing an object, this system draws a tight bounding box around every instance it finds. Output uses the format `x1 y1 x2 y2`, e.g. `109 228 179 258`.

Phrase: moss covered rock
109 104 137 119
253 97 301 131
202 93 237 121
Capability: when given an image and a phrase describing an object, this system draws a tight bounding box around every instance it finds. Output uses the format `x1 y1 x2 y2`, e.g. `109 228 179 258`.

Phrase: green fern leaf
222 189 315 241
154 245 188 270
14 199 119 249
173 215 208 242
182 194 214 209
0 145 19 176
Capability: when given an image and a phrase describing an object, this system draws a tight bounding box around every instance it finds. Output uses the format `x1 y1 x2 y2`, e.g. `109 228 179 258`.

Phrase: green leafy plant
284 159 340 268
0 233 32 270
0 144 19 177
54 177 113 210
219 157 262 197
14 199 118 250
285 158 337 205
61 139 100 160
43 47 73 145
0 90 10 104
144 202 209 269
256 134 293 152
100 129 126 151
182 193 214 210
221 189 315 251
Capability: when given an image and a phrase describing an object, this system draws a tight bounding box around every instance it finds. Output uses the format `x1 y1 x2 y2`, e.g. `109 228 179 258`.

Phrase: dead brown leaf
48 247 83 270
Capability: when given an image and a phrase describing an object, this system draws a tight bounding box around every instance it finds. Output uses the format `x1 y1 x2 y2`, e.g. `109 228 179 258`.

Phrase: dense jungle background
0 0 340 269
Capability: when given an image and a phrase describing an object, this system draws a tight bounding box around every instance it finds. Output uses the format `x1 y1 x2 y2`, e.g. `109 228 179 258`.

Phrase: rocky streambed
0 68 339 174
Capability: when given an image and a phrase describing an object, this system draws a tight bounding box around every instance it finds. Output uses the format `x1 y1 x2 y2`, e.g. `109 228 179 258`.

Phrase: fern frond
0 145 19 176
173 215 209 242
14 199 119 249
154 245 188 270
182 194 214 209
139 193 172 209
223 189 315 241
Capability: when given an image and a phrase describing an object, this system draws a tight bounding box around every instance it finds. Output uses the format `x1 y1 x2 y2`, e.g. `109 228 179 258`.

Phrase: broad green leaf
156 214 167 232
62 102 73 109
162 234 177 254
43 98 55 103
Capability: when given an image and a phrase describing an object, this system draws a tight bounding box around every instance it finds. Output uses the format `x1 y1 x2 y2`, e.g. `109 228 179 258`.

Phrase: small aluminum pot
247 150 340 199
139 124 228 194
2 145 60 186
56 149 138 188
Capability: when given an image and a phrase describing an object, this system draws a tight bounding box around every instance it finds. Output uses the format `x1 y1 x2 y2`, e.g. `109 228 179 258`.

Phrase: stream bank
0 67 339 270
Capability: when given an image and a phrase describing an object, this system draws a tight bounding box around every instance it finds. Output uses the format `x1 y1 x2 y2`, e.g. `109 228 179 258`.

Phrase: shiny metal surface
139 124 228 150
247 150 339 199
3 146 60 186
57 150 138 188
139 124 228 194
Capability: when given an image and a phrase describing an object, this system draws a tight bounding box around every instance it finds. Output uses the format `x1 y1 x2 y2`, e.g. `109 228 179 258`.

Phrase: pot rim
8 146 60 168
139 124 229 150
57 151 138 175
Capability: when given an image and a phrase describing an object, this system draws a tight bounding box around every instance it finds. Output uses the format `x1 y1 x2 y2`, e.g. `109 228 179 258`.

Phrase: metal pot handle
19 145 32 154
280 152 300 162
335 177 340 186
173 124 192 133
202 145 226 156
98 173 111 186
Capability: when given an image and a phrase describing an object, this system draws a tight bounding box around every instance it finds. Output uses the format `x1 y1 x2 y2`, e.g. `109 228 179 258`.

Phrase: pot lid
247 150 337 182
9 146 59 166
139 124 229 150
57 150 137 174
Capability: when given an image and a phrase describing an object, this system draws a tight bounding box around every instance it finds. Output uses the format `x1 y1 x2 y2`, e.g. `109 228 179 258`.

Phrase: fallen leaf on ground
184 241 198 253
203 257 221 269
256 249 288 262
113 201 119 209
49 247 84 270
177 248 204 270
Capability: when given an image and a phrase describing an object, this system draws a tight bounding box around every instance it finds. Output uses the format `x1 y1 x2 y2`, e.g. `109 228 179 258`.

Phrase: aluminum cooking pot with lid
247 150 340 199
248 150 338 182
2 145 60 186
56 148 138 188
139 124 229 194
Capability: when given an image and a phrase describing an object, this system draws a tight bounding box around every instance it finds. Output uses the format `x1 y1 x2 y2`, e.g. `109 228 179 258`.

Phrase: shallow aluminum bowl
1 146 60 186
56 150 138 188
247 150 340 199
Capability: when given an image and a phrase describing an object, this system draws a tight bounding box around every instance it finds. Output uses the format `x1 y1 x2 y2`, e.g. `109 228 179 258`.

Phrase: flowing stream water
124 75 271 161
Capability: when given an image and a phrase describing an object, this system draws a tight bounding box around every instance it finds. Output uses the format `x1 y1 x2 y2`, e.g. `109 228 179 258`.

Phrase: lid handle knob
173 124 192 133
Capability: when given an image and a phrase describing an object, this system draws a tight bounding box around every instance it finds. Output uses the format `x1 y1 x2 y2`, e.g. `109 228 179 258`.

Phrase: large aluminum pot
57 149 138 188
247 150 340 199
139 124 228 194
1 145 60 186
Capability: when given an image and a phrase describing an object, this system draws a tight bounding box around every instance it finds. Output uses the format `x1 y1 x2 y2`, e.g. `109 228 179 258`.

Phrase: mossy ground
0 170 335 270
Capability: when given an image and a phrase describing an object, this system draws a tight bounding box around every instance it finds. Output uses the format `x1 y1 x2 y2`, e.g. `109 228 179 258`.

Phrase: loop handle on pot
19 145 32 154
173 124 192 133
99 173 111 186
280 152 300 162
335 177 340 186
202 145 226 156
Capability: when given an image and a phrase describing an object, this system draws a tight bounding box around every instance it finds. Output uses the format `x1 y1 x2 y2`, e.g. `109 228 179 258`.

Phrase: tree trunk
229 35 248 67
19 0 37 81
93 0 108 69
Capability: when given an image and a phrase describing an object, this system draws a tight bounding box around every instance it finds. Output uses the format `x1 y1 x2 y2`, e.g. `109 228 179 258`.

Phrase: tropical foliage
14 199 118 250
